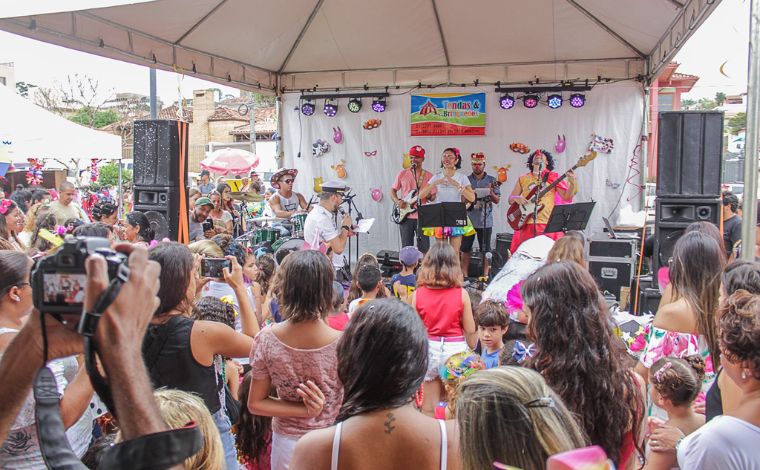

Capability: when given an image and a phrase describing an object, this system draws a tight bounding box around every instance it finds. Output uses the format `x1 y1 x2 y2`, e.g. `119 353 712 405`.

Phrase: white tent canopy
0 84 121 161
0 0 722 92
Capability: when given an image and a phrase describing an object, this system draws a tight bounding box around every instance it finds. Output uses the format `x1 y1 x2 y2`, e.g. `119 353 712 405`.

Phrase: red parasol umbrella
199 148 259 175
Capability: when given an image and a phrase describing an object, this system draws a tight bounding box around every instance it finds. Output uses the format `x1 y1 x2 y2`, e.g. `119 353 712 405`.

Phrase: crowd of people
0 172 759 470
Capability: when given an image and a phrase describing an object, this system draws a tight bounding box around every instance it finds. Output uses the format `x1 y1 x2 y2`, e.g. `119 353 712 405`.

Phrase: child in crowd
244 254 276 324
237 372 272 470
436 351 486 419
326 281 349 331
192 296 243 399
644 355 706 470
391 245 421 303
474 300 509 368
347 265 384 316
347 253 390 302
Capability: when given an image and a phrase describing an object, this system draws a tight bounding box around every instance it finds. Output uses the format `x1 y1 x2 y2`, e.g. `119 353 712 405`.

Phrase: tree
69 107 120 129
681 98 697 109
715 92 726 106
97 162 132 188
727 113 747 135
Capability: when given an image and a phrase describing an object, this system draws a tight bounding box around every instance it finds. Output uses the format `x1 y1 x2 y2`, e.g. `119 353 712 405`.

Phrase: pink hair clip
654 361 673 382
0 199 12 215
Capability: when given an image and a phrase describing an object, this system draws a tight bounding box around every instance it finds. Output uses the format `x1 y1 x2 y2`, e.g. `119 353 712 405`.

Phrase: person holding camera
144 242 257 468
0 243 182 468
189 197 216 242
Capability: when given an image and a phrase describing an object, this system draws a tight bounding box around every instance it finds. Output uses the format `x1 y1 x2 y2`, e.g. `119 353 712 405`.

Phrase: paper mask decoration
555 135 566 153
509 142 530 154
331 159 347 179
363 118 381 129
313 177 324 193
371 188 383 202
333 127 343 144
402 153 412 169
364 150 378 157
312 139 331 157
493 164 512 183
589 134 614 154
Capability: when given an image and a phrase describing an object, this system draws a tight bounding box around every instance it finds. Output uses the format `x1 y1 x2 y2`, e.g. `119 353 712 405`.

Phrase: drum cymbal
250 216 285 223
230 192 264 202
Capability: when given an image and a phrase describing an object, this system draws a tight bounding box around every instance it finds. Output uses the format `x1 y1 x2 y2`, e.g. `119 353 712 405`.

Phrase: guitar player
391 145 436 253
461 152 501 275
508 149 577 253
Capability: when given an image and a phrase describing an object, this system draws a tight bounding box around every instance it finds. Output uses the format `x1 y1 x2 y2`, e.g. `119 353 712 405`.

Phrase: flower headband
653 361 673 382
0 199 13 215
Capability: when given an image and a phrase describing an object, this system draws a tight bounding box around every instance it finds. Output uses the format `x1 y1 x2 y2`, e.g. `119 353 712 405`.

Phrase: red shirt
327 313 350 331
415 286 464 337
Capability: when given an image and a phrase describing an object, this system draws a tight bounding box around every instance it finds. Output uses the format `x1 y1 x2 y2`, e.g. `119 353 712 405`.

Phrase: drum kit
237 213 307 262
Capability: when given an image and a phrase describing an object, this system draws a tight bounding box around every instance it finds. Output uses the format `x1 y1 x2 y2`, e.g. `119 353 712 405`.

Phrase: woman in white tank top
290 299 461 470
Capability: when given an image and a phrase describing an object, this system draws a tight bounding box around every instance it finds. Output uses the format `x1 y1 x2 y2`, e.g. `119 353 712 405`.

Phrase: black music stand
418 202 468 231
544 202 596 234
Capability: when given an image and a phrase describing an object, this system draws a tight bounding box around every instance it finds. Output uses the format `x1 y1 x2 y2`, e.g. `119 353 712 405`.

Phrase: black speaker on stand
132 120 190 242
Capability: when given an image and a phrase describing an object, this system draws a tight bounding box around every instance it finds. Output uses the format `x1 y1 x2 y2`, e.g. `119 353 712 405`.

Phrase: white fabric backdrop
282 82 645 258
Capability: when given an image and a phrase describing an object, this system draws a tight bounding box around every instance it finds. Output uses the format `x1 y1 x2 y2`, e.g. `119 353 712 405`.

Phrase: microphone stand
411 163 423 250
533 161 544 239
341 191 363 267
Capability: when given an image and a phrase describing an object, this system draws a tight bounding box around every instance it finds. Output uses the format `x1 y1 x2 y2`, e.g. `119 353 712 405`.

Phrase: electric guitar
506 151 597 230
391 190 419 224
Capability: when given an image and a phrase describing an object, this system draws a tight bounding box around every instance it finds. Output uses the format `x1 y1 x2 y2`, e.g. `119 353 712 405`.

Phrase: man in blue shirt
461 152 501 276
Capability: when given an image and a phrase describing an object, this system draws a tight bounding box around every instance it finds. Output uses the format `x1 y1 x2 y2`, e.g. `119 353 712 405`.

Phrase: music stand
544 202 596 234
418 202 468 230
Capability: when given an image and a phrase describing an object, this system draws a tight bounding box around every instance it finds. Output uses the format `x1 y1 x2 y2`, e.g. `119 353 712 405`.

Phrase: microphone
411 162 417 169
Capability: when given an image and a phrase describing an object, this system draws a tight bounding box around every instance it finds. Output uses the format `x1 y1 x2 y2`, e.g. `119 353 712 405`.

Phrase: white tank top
330 419 448 470
276 192 300 212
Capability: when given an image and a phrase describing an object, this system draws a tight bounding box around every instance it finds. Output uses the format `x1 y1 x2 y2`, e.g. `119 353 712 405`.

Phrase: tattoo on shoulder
384 412 396 434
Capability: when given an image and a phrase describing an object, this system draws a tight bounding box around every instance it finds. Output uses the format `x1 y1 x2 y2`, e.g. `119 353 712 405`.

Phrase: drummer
268 168 309 218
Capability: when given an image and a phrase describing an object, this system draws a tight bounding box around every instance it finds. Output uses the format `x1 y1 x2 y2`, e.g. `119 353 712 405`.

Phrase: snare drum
290 213 308 238
254 227 280 245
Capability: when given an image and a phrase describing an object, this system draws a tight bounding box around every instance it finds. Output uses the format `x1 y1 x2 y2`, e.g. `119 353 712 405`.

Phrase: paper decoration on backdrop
719 61 731 79
493 165 512 184
333 127 343 144
605 178 621 190
555 135 566 153
371 188 383 202
402 153 412 169
313 177 324 193
509 142 530 154
331 160 347 179
363 119 382 130
411 92 486 136
312 139 331 158
363 150 377 157
26 158 44 186
589 134 614 154
625 140 644 202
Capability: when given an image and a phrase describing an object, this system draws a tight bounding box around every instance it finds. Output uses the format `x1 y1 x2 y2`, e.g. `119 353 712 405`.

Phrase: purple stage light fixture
347 98 362 113
499 94 515 109
301 100 315 116
547 94 563 109
371 97 386 113
523 94 539 109
323 99 338 117
570 93 586 108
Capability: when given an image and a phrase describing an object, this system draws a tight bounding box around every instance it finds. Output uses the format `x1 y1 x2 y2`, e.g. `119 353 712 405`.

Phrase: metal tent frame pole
742 0 760 260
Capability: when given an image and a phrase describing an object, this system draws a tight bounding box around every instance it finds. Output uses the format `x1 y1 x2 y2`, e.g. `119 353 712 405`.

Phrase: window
658 93 674 112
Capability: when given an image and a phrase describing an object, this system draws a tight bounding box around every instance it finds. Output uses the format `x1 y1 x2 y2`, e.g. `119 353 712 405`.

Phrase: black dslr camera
31 237 129 314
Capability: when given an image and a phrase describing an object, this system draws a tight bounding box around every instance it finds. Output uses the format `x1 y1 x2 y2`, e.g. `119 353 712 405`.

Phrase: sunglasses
282 179 294 184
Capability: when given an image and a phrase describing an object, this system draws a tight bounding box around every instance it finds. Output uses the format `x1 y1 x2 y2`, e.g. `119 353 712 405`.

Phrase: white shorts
271 432 300 470
425 337 468 381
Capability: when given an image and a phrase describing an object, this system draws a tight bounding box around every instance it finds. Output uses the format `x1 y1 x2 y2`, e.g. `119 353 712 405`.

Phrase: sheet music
354 218 375 233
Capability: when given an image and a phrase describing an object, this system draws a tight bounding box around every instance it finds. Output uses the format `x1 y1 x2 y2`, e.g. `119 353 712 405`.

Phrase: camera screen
42 273 87 306
201 258 231 279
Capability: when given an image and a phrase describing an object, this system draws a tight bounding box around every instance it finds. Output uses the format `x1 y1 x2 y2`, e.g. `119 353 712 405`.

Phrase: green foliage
97 162 132 188
680 98 697 108
16 81 33 97
69 107 120 128
727 113 747 135
715 92 726 106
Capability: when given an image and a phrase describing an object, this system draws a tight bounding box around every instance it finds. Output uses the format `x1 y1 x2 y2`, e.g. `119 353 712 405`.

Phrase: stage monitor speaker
376 249 402 277
656 111 723 197
133 120 189 188
589 239 637 259
653 196 721 275
133 186 182 241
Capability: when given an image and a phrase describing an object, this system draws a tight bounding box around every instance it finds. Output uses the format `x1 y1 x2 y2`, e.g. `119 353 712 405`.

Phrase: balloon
371 188 383 202
333 127 343 144
555 134 566 153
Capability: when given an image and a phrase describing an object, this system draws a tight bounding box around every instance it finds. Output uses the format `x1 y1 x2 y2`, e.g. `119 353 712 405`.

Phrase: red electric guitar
506 151 597 230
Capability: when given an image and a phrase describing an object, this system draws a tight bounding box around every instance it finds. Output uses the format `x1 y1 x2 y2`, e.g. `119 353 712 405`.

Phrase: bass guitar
506 151 597 230
391 190 418 224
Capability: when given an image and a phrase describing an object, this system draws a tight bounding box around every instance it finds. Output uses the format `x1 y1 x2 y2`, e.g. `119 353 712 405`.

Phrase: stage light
372 97 386 113
547 94 563 109
323 99 338 117
499 94 515 110
301 100 315 116
523 94 539 109
347 98 362 113
570 93 586 108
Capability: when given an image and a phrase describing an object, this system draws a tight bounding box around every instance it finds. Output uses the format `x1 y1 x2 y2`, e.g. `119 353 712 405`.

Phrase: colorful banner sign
411 92 486 136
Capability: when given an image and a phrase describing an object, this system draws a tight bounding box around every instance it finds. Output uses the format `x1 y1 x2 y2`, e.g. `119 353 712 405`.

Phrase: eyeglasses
282 179 294 184
0 282 30 296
